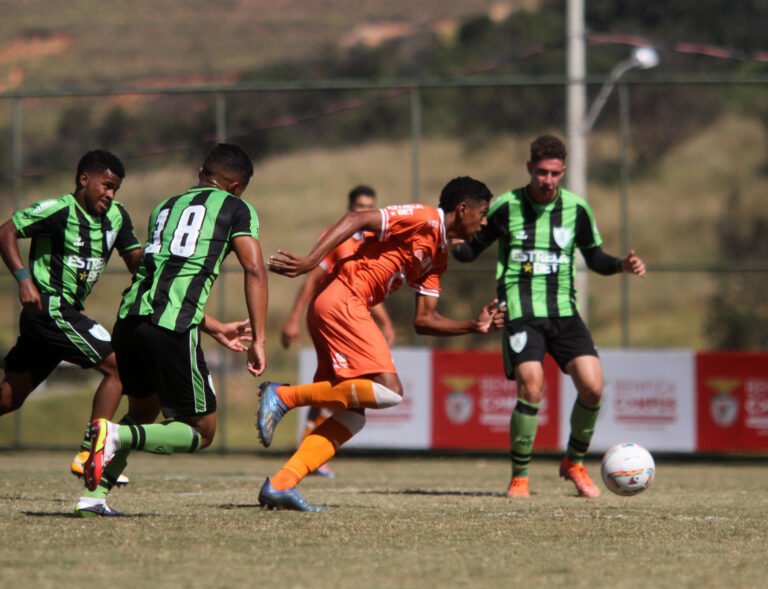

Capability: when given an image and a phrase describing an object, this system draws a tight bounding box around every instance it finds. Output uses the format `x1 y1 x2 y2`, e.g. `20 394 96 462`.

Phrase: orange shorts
307 278 396 381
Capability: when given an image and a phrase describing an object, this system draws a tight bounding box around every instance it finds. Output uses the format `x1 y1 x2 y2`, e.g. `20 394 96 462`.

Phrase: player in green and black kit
78 143 268 516
0 150 142 485
454 135 645 498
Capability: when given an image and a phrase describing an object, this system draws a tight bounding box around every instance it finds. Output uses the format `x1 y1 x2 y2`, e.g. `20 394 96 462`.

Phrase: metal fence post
618 83 630 348
215 92 227 143
410 86 422 202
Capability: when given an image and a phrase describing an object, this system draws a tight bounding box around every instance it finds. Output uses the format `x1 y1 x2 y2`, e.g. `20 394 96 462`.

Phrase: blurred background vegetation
1 0 767 448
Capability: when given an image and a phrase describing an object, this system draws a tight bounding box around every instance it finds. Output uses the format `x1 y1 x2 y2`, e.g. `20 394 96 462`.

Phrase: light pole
569 45 659 327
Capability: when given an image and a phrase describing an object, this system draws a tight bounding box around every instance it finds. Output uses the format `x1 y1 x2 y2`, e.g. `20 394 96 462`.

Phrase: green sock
566 398 601 462
83 448 129 499
79 423 91 453
118 420 201 455
510 398 540 478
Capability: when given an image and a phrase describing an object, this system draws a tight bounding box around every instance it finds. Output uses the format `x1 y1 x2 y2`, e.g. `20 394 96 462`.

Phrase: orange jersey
334 204 447 306
318 231 367 273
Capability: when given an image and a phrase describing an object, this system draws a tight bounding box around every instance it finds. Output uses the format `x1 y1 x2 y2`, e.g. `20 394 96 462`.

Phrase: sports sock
78 423 91 453
566 398 601 462
118 420 201 454
82 414 139 499
509 398 541 478
270 410 366 490
277 379 401 410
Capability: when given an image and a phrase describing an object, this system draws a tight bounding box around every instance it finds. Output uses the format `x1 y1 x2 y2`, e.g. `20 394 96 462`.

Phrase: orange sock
277 379 400 410
270 411 365 490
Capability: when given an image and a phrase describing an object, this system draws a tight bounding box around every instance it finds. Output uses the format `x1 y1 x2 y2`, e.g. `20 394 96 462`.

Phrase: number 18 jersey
118 187 260 332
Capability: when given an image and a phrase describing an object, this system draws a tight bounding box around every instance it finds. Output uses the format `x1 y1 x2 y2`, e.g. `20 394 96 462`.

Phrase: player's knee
332 409 367 436
578 386 602 405
372 382 402 408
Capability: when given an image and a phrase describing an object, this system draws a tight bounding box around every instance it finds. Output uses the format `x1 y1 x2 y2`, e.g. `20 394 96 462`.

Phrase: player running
77 143 268 516
258 176 505 512
0 150 142 487
453 135 646 498
280 184 394 479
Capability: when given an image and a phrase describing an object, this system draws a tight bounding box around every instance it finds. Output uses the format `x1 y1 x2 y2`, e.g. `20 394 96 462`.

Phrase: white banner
559 349 696 452
298 347 432 449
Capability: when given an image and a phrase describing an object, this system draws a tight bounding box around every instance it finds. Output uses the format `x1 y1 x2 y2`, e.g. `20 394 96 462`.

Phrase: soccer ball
600 442 655 496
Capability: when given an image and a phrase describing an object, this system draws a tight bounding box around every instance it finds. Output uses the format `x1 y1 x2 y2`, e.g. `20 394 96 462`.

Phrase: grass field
1 451 766 589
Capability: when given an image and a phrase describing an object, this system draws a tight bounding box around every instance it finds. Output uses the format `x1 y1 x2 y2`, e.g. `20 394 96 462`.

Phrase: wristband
615 258 623 273
13 267 31 282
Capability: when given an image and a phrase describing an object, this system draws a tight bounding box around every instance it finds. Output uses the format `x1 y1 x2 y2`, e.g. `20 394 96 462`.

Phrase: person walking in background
453 135 646 498
280 184 395 478
257 176 505 512
77 143 268 516
0 150 142 487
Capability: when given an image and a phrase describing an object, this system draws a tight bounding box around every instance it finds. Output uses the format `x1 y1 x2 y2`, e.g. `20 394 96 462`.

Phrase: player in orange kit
280 185 394 478
257 176 505 511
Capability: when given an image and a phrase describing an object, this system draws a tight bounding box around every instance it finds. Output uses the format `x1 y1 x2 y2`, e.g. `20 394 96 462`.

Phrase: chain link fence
1 77 767 449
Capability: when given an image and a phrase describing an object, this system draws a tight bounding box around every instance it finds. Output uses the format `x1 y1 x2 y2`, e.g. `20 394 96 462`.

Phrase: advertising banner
696 352 768 451
560 350 697 452
431 350 560 450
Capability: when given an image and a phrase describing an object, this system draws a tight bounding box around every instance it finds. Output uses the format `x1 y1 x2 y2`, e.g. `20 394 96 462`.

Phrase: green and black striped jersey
118 186 260 333
12 194 140 310
472 187 602 320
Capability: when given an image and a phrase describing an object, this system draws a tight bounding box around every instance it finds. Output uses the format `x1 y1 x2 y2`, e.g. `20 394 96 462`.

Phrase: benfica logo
553 226 572 249
509 331 527 354
707 379 740 428
445 390 473 424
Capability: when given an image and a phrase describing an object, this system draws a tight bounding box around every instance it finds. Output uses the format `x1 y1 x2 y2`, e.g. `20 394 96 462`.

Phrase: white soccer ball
600 442 655 496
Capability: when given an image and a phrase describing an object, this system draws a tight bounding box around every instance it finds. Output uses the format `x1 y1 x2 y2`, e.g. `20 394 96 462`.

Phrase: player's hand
19 280 42 312
621 249 646 278
474 299 506 334
247 340 266 377
210 319 252 352
268 250 314 278
281 319 300 349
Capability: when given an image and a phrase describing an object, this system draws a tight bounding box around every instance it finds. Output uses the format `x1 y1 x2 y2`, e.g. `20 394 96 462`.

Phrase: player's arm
120 247 144 275
582 246 646 278
232 235 269 376
371 303 396 345
281 266 326 349
0 219 41 311
413 293 505 336
200 314 252 352
452 200 505 262
268 209 382 278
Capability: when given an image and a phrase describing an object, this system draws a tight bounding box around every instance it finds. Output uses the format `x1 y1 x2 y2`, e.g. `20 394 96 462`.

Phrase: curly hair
529 135 567 163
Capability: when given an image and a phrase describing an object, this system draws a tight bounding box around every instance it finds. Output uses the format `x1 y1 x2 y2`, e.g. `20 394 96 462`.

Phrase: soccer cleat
74 497 124 518
310 463 336 479
71 450 129 486
560 457 601 498
84 419 121 492
255 382 288 448
258 477 324 512
506 476 530 498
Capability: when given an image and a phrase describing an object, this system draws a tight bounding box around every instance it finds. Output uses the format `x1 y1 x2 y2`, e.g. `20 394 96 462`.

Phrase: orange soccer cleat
506 476 530 498
560 457 601 498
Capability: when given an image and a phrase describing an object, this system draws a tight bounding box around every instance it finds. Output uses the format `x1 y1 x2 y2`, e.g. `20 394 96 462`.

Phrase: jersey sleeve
113 204 142 253
230 199 260 240
409 257 445 298
574 200 603 249
12 197 68 238
379 204 430 242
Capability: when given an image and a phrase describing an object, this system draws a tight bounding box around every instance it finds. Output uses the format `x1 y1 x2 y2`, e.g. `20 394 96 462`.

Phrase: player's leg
503 320 548 498
0 371 36 415
256 281 402 447
553 317 602 498
303 407 336 478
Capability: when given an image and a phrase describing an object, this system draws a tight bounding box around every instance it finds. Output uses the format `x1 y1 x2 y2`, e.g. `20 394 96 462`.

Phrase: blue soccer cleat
258 477 324 512
256 382 289 448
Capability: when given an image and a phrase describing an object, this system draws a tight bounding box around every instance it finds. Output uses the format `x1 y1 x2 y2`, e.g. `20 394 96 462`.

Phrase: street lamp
583 46 659 133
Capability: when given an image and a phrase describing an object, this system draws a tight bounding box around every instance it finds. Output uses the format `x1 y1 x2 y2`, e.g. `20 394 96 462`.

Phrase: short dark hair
348 184 376 208
438 176 493 212
530 135 567 163
202 143 254 182
75 150 125 185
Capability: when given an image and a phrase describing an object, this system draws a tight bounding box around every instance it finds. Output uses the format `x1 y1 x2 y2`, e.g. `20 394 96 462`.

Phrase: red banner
696 352 768 451
431 350 560 450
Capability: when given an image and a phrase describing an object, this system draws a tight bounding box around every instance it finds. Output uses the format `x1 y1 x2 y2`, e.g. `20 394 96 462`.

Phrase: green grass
1 451 766 588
